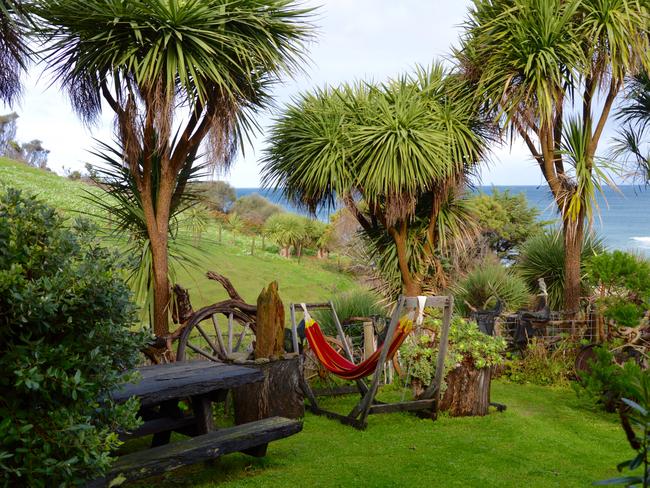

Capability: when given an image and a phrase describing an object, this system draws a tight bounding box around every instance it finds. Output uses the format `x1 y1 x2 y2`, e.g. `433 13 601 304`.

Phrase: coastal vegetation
3 0 650 486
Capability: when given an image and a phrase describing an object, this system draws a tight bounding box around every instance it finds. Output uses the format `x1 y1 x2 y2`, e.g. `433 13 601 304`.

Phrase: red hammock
304 316 413 381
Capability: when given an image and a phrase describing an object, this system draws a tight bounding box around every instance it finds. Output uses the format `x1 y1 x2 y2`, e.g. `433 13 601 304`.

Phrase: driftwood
255 281 285 359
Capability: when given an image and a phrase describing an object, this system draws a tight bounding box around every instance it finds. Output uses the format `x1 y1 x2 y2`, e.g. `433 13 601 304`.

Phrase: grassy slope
130 382 628 488
0 157 358 308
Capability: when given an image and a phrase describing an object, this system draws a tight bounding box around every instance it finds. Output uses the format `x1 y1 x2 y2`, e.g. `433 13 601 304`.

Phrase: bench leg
192 395 215 435
241 443 268 457
151 400 182 447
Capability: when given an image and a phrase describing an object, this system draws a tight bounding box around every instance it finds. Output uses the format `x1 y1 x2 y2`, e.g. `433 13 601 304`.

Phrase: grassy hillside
0 157 360 310
0 157 101 216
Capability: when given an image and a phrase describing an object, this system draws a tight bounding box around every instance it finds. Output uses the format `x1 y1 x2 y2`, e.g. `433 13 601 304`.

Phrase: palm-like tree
262 64 492 295
0 0 30 104
612 71 650 185
35 0 312 337
456 0 649 315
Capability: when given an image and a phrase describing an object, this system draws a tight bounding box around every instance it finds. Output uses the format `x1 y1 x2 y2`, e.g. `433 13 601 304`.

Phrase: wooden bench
89 361 303 486
88 416 302 487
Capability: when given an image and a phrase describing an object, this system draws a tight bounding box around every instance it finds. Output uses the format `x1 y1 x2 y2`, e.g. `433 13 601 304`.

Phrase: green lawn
127 382 628 487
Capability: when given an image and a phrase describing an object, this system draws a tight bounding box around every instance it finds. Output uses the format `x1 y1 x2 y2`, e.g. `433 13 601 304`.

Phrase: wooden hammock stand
290 295 453 429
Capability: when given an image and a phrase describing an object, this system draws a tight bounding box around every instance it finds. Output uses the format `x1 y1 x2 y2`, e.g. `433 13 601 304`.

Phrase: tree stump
254 281 285 359
439 358 491 417
232 356 304 423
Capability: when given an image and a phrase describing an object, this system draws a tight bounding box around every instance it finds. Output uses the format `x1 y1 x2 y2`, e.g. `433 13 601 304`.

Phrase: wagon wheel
177 312 251 362
303 335 347 386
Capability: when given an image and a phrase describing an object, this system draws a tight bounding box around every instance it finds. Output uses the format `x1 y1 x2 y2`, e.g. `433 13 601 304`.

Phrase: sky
0 1 616 188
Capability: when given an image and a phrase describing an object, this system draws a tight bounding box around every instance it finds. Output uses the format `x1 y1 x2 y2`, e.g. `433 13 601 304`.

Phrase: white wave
631 237 650 247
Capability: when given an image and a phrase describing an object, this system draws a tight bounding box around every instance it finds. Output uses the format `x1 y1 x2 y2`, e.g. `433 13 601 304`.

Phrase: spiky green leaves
262 64 489 223
459 0 650 127
34 0 313 123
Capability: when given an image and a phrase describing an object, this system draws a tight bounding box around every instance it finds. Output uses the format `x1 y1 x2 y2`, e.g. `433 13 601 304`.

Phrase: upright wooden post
254 281 285 359
421 296 453 417
363 321 375 360
290 304 299 354
352 296 404 425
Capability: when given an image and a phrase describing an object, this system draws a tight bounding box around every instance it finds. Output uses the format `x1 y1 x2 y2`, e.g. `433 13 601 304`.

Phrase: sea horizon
235 185 650 255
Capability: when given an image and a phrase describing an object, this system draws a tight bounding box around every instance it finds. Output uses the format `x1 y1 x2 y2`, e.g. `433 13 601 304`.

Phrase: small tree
0 112 18 154
194 180 237 213
0 189 147 486
227 212 245 245
21 139 49 168
469 189 544 259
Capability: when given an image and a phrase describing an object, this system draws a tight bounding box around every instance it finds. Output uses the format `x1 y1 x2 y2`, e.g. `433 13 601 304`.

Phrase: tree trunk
218 224 222 243
232 356 304 423
254 281 285 359
390 222 421 296
439 359 491 417
251 235 255 256
563 215 585 318
150 230 170 338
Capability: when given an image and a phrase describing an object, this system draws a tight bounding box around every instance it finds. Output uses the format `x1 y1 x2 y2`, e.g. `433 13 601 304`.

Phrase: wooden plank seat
88 417 302 487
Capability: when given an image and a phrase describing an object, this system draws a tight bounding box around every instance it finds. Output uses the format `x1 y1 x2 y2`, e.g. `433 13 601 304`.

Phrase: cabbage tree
457 0 650 314
262 65 492 295
35 0 312 337
0 0 30 104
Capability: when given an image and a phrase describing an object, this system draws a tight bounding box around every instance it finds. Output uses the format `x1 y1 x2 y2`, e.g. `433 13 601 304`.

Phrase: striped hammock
304 316 413 381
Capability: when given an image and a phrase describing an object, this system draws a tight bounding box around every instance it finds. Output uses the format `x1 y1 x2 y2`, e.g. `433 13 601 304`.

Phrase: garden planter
438 358 492 417
232 355 304 423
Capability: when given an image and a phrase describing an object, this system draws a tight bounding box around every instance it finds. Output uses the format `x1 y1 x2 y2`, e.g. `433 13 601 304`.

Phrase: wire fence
497 310 599 348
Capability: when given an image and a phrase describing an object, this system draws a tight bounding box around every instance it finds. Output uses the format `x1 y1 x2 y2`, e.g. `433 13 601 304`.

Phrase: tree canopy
262 64 492 295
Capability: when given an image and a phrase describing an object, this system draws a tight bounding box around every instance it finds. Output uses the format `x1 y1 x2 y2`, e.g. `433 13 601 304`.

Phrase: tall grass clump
453 262 530 315
517 230 604 310
314 289 386 337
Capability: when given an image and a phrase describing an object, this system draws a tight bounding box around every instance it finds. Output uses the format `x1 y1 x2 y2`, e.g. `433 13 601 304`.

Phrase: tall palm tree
262 64 492 295
456 0 650 315
0 0 30 104
34 0 313 338
612 71 650 184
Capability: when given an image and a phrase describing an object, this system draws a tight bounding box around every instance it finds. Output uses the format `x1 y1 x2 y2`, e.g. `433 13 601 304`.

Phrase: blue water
236 186 650 254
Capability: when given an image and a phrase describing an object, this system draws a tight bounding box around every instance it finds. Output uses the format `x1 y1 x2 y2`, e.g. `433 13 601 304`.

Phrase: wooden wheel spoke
186 343 220 362
195 323 220 356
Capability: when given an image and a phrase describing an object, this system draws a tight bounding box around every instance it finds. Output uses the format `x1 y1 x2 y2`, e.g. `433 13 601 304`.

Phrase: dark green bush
0 189 147 486
575 346 641 412
587 250 650 328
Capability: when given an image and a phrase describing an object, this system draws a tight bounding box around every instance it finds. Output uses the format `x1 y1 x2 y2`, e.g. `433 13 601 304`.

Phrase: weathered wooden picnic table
88 360 302 487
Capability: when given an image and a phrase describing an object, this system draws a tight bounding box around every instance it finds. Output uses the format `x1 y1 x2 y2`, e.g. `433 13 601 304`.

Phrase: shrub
576 346 641 412
0 189 147 486
587 250 650 328
516 230 604 310
400 314 506 388
503 338 579 386
453 262 530 315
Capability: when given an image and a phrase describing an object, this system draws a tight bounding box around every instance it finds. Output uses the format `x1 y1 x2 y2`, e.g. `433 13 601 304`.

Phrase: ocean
235 186 650 255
